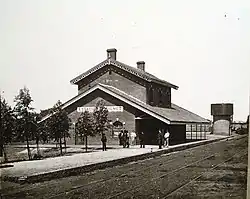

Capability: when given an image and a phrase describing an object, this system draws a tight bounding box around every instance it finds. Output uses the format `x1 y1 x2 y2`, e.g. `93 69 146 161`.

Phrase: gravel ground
0 135 247 199
169 153 248 199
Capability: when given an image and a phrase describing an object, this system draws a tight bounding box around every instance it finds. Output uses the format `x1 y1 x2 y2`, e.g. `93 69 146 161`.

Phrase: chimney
137 61 145 71
107 48 117 60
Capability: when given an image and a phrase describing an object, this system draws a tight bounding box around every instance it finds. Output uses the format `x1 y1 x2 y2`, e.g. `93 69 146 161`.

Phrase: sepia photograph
0 0 249 198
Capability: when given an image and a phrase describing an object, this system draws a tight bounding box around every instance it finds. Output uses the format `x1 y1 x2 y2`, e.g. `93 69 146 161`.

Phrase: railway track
104 150 247 199
162 151 248 199
1 152 178 197
47 152 215 199
1 136 247 199
1 147 217 199
1 140 218 198
106 154 216 199
51 152 244 199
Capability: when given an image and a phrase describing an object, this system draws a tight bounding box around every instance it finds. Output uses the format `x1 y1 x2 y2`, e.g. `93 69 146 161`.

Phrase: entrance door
136 118 167 145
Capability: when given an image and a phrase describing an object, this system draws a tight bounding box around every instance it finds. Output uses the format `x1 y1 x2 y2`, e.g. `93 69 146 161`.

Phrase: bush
33 153 43 160
235 127 248 135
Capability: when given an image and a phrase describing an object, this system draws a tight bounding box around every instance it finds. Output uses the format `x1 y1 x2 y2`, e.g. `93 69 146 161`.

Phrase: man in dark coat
139 132 145 148
158 130 163 149
122 131 127 148
125 130 130 148
101 133 107 151
118 131 122 146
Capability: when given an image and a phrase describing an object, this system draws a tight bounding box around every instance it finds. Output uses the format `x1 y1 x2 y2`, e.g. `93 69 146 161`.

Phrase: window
148 88 153 105
159 90 163 105
109 70 112 75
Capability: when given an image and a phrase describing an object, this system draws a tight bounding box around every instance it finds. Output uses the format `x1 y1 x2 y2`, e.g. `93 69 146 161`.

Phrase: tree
30 112 44 158
36 109 52 144
39 108 53 118
46 101 70 155
14 87 34 160
76 111 94 152
93 100 109 135
0 97 15 162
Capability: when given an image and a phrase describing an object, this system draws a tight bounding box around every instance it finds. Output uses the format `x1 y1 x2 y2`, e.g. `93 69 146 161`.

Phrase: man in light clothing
164 130 170 147
130 132 136 145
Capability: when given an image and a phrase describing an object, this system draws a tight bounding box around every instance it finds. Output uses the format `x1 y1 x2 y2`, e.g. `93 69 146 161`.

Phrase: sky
0 0 249 122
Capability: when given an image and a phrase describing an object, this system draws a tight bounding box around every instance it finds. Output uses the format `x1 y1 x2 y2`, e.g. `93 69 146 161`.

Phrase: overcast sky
0 0 249 121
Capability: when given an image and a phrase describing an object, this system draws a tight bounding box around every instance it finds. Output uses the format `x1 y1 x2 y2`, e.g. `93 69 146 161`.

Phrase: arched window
113 120 123 127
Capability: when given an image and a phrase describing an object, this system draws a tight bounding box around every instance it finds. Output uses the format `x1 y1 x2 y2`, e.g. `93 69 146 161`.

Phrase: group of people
118 130 135 148
139 129 170 149
158 129 170 149
101 129 170 151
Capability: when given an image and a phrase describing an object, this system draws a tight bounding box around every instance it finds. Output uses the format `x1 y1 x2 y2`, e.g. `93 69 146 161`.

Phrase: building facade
41 48 210 145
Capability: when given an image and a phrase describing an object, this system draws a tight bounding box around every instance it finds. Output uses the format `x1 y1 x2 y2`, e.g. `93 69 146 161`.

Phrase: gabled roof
39 83 209 124
70 58 179 90
100 84 210 124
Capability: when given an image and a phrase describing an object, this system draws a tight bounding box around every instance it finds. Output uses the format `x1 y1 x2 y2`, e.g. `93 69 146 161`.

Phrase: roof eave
151 79 179 90
39 84 171 125
70 80 77 85
70 76 83 85
170 120 211 125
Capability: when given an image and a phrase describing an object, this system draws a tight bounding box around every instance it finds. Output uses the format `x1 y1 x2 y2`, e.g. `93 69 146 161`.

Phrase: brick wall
64 90 140 145
77 65 147 103
76 64 173 108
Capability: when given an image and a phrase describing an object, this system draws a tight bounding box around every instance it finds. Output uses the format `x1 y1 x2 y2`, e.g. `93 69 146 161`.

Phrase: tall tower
211 103 233 136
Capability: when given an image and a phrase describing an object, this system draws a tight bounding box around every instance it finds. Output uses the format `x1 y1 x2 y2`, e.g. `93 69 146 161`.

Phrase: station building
41 48 210 145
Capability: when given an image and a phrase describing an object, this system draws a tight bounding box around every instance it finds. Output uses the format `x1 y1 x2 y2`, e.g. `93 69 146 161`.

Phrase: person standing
158 130 163 149
164 129 170 147
139 132 145 148
118 131 122 146
125 130 130 148
101 133 107 151
130 131 136 145
122 131 127 148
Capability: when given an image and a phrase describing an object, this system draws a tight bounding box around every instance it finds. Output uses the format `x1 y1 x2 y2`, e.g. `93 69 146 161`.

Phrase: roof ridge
112 59 178 89
98 83 147 105
110 59 150 81
70 58 178 89
70 59 109 84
